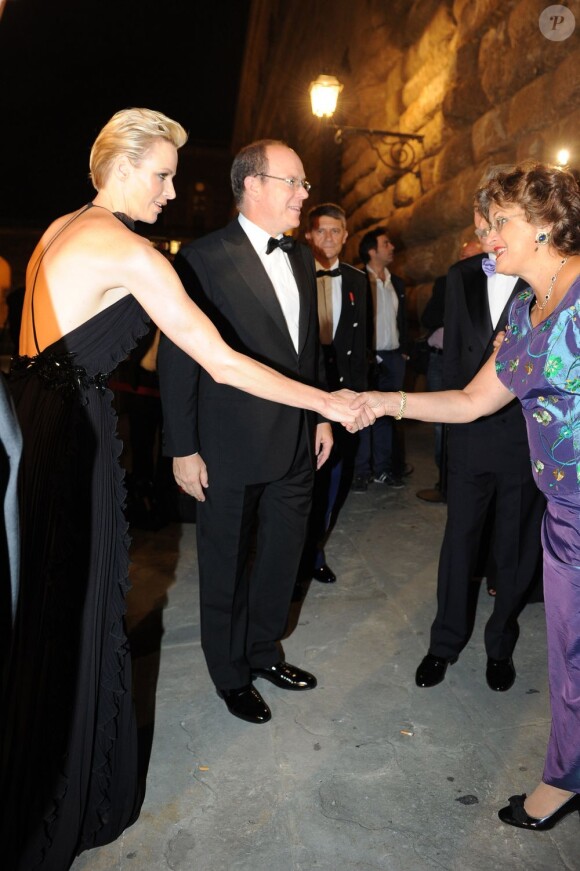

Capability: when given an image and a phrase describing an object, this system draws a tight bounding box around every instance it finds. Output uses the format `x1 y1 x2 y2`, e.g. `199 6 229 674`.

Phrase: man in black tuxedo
415 210 545 692
158 140 331 724
352 228 409 491
302 203 368 584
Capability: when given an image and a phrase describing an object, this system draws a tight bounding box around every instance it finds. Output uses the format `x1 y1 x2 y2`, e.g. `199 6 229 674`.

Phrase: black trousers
196 429 314 690
429 425 545 661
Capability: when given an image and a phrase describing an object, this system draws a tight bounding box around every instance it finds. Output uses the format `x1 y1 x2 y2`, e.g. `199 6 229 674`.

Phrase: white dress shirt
367 266 399 351
486 253 518 329
238 213 300 352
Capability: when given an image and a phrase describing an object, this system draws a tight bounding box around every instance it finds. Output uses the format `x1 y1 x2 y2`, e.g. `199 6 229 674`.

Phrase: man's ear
244 174 261 202
305 231 312 242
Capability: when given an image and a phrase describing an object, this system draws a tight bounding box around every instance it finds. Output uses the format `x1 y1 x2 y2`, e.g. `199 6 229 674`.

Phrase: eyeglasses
474 226 491 239
486 213 527 234
255 173 312 192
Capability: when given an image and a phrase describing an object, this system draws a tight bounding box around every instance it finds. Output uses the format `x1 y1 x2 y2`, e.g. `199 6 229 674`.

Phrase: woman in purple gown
0 108 363 870
351 162 580 831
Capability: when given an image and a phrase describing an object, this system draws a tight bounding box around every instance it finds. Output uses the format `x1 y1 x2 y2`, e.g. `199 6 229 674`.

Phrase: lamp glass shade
309 75 343 118
556 148 570 166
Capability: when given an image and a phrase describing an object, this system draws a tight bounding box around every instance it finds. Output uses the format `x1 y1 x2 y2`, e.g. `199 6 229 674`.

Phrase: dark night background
0 0 251 225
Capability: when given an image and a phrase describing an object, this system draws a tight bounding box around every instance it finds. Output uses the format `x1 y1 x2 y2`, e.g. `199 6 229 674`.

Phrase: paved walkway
72 422 578 871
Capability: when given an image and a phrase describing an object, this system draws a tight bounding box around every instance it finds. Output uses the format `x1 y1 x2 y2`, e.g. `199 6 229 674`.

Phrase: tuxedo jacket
366 270 408 354
158 218 325 485
443 252 530 471
421 274 446 335
321 262 368 392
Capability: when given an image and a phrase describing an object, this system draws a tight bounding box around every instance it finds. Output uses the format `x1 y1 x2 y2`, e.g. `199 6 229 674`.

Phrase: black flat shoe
486 656 515 692
415 653 456 688
499 792 580 830
312 564 336 584
217 684 271 723
252 661 317 690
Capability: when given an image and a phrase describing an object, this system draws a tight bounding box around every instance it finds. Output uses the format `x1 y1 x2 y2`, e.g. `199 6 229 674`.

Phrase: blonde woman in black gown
0 108 363 870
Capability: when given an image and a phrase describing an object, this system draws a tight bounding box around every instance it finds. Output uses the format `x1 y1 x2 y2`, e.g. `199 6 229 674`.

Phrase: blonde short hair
89 107 188 190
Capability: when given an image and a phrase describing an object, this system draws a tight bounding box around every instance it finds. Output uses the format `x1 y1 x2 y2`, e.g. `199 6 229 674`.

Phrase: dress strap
29 203 94 355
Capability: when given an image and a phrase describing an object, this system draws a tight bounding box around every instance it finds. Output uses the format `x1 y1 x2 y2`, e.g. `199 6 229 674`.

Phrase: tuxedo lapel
221 224 296 352
334 267 353 345
464 258 493 351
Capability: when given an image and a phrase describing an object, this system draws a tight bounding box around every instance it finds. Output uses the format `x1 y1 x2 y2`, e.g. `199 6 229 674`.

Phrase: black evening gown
0 206 150 870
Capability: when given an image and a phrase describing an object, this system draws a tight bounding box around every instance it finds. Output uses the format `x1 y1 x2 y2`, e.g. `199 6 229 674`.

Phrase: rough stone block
507 71 556 137
394 171 423 207
471 106 511 162
434 129 474 185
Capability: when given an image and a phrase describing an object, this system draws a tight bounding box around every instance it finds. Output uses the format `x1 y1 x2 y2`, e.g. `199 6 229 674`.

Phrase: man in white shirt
159 140 331 724
352 227 409 490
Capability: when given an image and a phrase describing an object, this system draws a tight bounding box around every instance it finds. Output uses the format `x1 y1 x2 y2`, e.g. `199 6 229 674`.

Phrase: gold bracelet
394 390 407 420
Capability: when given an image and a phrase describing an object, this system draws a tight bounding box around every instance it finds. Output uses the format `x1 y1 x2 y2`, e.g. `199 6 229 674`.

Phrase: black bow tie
316 268 341 278
266 235 296 254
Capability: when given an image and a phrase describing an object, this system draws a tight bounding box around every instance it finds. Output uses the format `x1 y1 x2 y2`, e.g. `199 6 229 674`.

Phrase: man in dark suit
352 227 409 491
302 203 368 584
415 210 545 692
158 140 331 724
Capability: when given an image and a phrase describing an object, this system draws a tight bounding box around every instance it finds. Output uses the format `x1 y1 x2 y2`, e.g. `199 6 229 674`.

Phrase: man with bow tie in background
302 203 368 585
158 140 331 724
415 204 545 693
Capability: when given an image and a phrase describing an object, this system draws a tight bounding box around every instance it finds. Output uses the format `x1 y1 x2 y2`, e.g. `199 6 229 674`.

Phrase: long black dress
0 206 150 869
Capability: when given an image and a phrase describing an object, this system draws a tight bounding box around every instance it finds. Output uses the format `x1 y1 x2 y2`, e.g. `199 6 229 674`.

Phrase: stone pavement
72 422 579 871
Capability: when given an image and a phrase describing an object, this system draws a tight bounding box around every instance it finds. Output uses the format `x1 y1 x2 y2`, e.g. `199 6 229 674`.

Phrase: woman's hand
331 389 384 431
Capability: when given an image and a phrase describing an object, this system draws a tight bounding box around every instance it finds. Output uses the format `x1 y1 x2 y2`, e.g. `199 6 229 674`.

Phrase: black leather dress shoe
415 653 456 688
252 661 317 690
312 564 336 584
486 656 515 692
499 792 580 830
218 685 271 723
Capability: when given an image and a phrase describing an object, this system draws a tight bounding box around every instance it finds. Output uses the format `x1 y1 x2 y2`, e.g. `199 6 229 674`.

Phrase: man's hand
332 389 380 432
173 453 208 501
323 389 361 427
315 422 333 469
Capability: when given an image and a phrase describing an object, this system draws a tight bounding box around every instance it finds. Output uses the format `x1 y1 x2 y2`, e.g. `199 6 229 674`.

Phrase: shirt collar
315 258 340 271
367 265 391 283
238 212 275 254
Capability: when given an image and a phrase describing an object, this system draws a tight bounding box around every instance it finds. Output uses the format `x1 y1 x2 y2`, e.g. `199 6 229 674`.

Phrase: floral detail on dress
11 352 109 402
533 409 552 425
545 357 564 378
496 279 580 499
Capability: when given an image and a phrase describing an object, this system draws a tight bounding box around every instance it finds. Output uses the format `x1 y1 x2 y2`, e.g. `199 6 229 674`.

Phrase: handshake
324 389 405 432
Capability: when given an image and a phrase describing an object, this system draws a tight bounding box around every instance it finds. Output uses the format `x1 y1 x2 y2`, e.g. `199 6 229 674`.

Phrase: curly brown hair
475 161 580 256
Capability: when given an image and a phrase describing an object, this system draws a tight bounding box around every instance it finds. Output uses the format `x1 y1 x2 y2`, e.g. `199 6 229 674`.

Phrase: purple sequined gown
496 277 580 791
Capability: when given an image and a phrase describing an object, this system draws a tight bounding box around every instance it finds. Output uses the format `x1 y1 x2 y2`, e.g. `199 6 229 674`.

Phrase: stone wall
233 0 580 317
